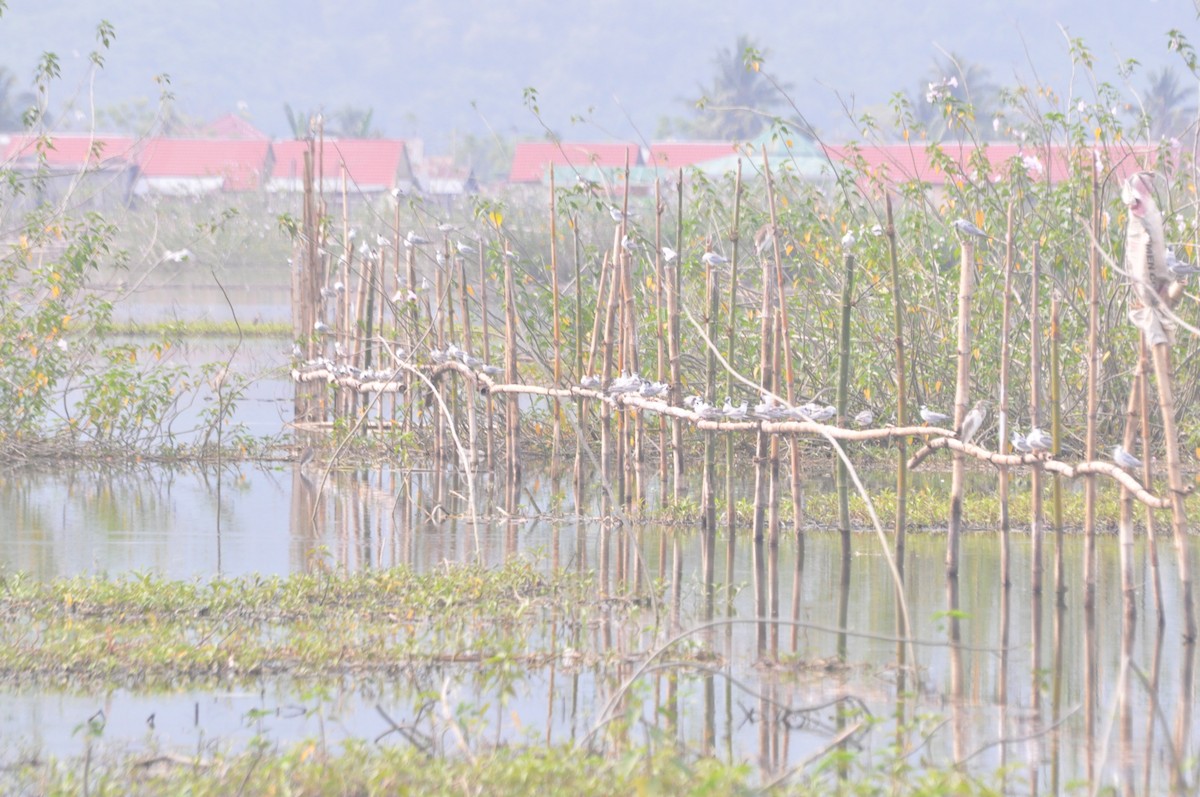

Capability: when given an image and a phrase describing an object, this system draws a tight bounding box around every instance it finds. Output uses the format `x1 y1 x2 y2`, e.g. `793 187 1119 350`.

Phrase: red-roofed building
2 132 138 167
187 113 269 140
268 138 416 195
135 138 272 195
2 132 140 207
508 141 642 183
821 142 1171 195
648 141 738 169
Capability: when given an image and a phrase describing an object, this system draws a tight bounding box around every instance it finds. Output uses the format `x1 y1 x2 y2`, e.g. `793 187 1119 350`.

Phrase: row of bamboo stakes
288 138 1196 663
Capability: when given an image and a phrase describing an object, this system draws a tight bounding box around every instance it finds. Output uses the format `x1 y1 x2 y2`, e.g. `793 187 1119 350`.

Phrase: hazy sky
0 1 1195 147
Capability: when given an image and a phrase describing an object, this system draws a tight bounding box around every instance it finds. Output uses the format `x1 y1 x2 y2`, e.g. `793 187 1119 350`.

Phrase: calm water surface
3 458 1198 792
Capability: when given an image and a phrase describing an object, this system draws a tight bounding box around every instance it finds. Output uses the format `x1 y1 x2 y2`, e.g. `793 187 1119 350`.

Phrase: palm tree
680 35 788 140
1138 66 1196 139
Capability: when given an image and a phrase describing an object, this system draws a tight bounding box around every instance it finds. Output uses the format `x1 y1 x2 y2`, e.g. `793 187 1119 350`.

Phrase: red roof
648 142 738 168
3 133 137 167
192 113 269 140
138 138 271 190
508 141 642 183
821 142 1169 189
271 138 410 189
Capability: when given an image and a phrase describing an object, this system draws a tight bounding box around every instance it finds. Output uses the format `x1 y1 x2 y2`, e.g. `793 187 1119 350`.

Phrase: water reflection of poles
1049 593 1065 794
1029 586 1044 793
1141 626 1163 795
997 560 1010 794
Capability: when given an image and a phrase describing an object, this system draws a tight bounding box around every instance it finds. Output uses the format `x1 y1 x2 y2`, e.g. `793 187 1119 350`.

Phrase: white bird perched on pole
1112 445 1143 470
701 251 729 266
840 230 856 248
957 400 989 445
853 409 875 427
1010 431 1032 454
952 218 987 239
405 231 431 246
313 320 330 335
919 405 951 425
1026 427 1052 452
456 240 477 256
436 222 459 233
580 374 601 390
661 246 678 262
621 235 639 253
608 205 636 223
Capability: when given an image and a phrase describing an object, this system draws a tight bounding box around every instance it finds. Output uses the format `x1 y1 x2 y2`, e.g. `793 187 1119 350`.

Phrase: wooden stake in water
478 244 494 470
946 229 976 577
761 150 802 540
1084 163 1101 605
1029 242 1044 597
726 160 743 541
503 243 521 480
549 166 562 468
752 212 775 544
835 247 855 557
654 179 668 495
1050 292 1065 600
701 245 720 534
668 171 685 501
997 203 1014 570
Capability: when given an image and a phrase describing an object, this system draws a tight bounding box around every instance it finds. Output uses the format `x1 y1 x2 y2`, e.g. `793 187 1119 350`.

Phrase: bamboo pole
726 160 743 540
1138 337 1164 626
701 246 719 534
599 249 622 498
946 231 975 577
1029 242 1044 597
479 245 494 470
761 150 802 539
1083 163 1100 607
405 244 418 435
457 248 477 467
572 218 585 507
549 166 562 468
885 196 907 562
669 171 685 500
752 215 775 543
503 243 520 480
998 203 1014 579
835 247 855 556
1051 291 1065 601
654 180 668 498
1148 340 1195 641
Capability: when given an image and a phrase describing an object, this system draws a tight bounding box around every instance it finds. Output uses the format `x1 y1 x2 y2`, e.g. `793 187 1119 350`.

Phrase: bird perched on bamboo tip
952 218 987 239
701 251 728 266
957 400 989 445
1112 445 1143 470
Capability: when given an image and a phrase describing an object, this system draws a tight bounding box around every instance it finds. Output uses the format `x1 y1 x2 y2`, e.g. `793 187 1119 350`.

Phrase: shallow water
3 457 1198 792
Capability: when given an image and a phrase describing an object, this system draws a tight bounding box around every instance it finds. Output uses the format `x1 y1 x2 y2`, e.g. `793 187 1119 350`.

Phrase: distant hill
0 0 1193 150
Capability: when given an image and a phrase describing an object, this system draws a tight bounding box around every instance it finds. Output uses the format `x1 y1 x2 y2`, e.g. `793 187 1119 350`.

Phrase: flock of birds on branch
298 184 1194 479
